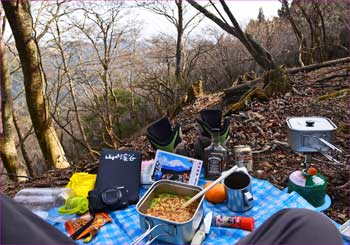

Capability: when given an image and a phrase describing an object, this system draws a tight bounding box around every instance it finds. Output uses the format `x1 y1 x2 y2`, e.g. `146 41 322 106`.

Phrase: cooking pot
287 117 337 153
134 180 204 244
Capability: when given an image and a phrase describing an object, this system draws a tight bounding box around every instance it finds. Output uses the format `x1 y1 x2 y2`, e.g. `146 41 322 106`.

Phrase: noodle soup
146 193 199 222
136 180 204 244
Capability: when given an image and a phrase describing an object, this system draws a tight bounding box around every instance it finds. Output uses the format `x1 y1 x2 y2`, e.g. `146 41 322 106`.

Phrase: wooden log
223 57 350 105
223 78 260 105
288 56 350 74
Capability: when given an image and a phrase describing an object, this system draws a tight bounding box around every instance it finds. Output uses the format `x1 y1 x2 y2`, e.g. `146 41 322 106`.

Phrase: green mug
58 196 89 215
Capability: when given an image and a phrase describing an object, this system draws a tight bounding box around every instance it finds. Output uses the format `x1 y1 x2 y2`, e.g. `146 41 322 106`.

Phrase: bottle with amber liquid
204 128 228 180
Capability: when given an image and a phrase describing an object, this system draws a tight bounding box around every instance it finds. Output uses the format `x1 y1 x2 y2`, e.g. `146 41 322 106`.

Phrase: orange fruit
203 182 226 204
308 167 318 176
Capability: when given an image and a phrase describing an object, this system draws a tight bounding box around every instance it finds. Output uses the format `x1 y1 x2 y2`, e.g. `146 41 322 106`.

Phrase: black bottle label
208 153 223 175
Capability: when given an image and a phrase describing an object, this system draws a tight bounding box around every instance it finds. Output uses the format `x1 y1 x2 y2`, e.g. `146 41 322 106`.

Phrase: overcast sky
135 1 281 38
2 1 282 42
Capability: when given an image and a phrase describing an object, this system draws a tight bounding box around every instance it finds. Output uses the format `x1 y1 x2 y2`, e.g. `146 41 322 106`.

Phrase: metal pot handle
131 219 167 245
317 137 345 164
132 219 151 245
145 233 167 245
318 138 343 153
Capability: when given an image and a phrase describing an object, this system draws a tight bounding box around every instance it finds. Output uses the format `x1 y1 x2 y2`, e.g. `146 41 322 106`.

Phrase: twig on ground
292 86 304 95
335 179 350 190
252 145 271 154
314 73 349 84
250 121 265 136
0 173 34 180
272 140 289 147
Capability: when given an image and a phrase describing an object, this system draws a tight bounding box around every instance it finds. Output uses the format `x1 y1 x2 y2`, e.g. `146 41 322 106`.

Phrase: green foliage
111 88 142 115
83 88 143 145
225 87 268 114
318 89 350 101
117 119 141 139
263 66 291 97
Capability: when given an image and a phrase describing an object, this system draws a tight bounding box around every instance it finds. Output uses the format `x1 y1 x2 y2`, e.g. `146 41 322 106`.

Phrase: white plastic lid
287 117 336 131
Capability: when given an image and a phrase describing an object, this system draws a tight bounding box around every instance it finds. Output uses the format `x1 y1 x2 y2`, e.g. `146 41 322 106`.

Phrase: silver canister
224 171 254 212
233 145 253 171
135 180 204 244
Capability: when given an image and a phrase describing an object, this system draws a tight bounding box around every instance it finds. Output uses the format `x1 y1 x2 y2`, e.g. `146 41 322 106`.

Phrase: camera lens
102 188 122 205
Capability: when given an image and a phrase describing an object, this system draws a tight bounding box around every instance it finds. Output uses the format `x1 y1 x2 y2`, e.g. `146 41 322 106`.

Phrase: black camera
88 186 129 212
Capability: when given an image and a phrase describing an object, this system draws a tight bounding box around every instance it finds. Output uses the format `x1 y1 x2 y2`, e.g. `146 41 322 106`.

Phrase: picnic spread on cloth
45 177 315 245
13 111 349 244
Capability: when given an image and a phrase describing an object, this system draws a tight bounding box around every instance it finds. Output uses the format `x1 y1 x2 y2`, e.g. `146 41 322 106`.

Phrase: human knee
276 208 323 219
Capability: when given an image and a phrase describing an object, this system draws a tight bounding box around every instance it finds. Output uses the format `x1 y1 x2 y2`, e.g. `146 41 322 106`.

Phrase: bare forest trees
69 2 130 148
280 0 307 66
141 0 203 83
48 9 96 158
246 17 298 68
0 12 29 181
136 1 207 116
281 0 349 66
187 0 277 71
2 0 70 169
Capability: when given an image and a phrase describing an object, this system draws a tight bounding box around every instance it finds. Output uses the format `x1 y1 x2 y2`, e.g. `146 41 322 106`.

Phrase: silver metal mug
224 171 254 212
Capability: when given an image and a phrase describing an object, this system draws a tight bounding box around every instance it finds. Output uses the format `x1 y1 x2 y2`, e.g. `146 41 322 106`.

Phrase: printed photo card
151 150 203 185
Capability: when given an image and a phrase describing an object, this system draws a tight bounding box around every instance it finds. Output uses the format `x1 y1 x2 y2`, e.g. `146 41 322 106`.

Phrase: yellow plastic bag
66 172 96 197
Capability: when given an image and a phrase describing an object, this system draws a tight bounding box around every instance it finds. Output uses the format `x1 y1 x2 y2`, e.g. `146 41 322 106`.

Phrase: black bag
71 149 141 239
89 148 142 211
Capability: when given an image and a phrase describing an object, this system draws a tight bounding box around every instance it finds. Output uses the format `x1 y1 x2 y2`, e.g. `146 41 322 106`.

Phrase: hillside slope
2 64 349 223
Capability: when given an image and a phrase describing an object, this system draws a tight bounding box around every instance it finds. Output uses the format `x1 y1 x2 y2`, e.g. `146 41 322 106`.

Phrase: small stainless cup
224 171 254 212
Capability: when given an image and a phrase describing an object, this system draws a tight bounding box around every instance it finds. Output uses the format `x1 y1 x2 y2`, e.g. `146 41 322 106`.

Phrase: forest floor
2 64 349 224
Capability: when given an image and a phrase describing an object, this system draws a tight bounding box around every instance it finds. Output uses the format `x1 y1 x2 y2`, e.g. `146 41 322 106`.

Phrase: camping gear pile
286 117 344 208
12 110 348 244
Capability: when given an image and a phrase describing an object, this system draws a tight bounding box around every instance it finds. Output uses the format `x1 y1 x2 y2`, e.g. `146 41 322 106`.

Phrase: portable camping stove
286 117 344 208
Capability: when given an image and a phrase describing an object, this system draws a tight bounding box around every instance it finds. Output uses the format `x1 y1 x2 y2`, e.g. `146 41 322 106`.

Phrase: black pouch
89 148 142 211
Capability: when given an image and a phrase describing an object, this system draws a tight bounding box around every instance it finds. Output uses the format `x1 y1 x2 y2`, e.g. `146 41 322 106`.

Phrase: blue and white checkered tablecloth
46 178 315 245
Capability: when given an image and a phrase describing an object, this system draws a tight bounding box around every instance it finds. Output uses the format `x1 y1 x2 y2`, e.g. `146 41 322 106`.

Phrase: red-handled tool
214 215 254 232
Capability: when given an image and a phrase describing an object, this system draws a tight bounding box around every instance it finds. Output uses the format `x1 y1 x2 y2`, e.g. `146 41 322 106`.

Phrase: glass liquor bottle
204 128 228 180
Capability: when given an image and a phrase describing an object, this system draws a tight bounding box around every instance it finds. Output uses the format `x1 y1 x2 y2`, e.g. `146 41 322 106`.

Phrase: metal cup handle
242 189 253 207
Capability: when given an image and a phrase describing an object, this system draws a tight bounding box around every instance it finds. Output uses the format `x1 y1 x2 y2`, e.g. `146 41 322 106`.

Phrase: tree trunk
175 0 184 82
243 33 276 70
295 2 315 64
281 0 308 66
314 3 327 61
13 110 35 177
54 21 96 158
0 15 29 181
2 0 70 169
102 67 119 149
